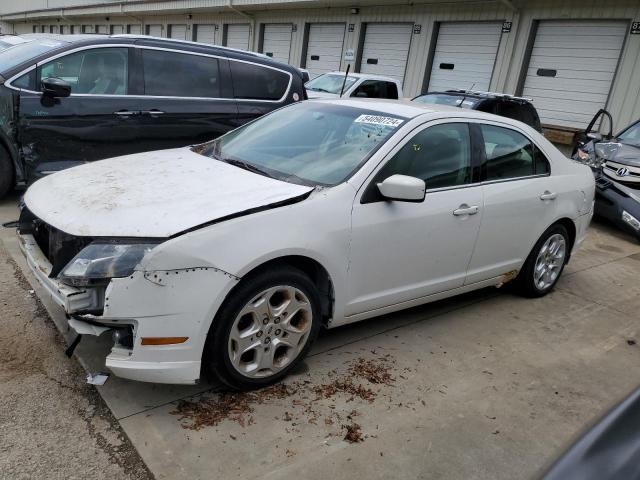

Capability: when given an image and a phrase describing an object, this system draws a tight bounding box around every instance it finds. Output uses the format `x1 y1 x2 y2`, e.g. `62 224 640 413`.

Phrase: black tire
513 224 570 298
203 266 321 390
0 146 14 199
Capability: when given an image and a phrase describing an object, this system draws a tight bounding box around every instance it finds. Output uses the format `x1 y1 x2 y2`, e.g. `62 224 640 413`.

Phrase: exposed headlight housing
59 241 160 287
622 210 640 231
574 147 604 169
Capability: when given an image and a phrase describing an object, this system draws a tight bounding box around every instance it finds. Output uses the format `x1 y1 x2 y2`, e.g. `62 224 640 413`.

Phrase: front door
17 46 142 179
346 122 483 316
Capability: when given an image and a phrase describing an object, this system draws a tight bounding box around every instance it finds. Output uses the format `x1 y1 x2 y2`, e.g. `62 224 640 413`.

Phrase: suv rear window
230 61 290 100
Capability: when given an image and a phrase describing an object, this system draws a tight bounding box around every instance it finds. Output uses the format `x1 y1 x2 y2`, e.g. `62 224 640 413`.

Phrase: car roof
314 98 516 122
418 90 533 104
322 71 401 83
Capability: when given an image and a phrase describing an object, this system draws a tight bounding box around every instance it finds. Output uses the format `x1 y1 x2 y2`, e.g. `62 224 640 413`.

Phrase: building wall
3 0 640 131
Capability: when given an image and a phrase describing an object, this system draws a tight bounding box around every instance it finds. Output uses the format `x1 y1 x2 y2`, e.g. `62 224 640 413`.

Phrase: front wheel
203 266 321 390
514 224 569 298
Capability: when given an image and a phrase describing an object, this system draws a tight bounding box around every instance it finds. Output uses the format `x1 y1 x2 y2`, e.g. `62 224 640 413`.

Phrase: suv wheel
203 266 321 390
514 224 569 298
0 146 14 199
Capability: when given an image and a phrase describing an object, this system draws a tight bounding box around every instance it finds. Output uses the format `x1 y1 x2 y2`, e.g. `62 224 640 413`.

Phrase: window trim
359 119 479 204
4 43 294 104
475 121 551 184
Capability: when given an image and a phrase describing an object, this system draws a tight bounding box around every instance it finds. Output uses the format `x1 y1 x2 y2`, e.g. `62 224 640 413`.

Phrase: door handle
141 110 165 117
453 204 479 216
540 191 557 201
114 110 137 117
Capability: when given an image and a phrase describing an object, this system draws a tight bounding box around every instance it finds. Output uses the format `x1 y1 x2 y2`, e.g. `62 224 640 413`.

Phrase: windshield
196 103 405 186
413 93 481 109
306 74 358 94
0 38 66 74
618 122 640 148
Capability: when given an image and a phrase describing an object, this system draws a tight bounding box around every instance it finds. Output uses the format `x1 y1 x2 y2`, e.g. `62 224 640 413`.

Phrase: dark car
0 34 307 198
542 386 640 480
413 89 542 132
573 111 640 241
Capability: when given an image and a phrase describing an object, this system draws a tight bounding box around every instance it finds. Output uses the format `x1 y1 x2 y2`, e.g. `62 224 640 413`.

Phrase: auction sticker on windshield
354 115 404 127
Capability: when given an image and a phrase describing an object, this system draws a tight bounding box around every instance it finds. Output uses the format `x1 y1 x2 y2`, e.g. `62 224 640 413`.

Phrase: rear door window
480 124 535 180
39 47 129 95
229 61 290 100
142 49 221 98
351 80 399 99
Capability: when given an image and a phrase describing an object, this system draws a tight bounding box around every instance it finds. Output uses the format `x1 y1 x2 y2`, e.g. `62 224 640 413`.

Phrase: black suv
0 34 307 198
413 90 542 132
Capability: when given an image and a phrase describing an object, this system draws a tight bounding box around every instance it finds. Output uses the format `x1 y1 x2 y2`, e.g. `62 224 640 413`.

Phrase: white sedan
19 99 595 389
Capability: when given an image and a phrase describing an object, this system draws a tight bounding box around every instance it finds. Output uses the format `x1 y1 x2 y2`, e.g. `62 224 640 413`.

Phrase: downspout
226 0 255 50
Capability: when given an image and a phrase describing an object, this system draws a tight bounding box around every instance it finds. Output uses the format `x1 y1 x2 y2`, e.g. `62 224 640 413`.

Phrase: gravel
0 241 152 480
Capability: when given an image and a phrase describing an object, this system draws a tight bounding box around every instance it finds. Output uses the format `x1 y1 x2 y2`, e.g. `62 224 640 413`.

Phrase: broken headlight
59 242 160 287
574 147 604 169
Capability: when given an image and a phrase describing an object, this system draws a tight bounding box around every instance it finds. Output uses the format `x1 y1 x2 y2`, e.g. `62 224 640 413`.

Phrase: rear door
132 47 238 151
15 45 145 178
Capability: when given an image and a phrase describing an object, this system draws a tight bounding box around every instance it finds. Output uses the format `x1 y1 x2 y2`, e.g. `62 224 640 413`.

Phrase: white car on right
305 71 403 99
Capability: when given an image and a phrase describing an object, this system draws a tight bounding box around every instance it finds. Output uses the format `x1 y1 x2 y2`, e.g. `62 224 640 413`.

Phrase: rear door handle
114 110 137 117
540 191 557 201
453 204 479 216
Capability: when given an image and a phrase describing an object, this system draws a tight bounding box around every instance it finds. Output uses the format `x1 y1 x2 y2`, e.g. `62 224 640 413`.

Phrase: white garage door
195 24 216 44
360 23 413 85
110 25 124 35
82 25 95 33
96 25 108 34
146 24 162 37
169 24 187 40
305 23 346 79
226 24 250 50
263 24 292 63
428 22 502 92
522 21 627 129
128 25 141 35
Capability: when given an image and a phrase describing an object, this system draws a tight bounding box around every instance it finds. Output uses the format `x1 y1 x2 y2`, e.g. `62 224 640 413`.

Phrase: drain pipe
226 0 256 49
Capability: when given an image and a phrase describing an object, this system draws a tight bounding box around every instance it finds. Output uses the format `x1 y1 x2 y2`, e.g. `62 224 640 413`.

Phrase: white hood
24 147 314 238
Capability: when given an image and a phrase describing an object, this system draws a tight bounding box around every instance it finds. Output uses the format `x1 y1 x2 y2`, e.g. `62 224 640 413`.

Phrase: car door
346 121 483 316
131 47 238 151
16 46 144 178
464 121 555 284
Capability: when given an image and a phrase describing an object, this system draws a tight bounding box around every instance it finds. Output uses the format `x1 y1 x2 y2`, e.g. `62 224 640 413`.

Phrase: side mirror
41 77 71 98
377 174 425 202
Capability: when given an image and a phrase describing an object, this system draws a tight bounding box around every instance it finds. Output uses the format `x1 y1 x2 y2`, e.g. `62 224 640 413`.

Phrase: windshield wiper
223 158 276 179
308 87 332 93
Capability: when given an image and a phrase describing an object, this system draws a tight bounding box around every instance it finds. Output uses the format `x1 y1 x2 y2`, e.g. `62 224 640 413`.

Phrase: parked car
542 386 640 480
0 34 307 198
413 90 543 132
18 99 594 389
305 71 403 99
572 110 640 241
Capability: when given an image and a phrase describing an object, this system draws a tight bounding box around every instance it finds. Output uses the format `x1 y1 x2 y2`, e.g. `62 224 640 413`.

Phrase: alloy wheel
533 233 566 291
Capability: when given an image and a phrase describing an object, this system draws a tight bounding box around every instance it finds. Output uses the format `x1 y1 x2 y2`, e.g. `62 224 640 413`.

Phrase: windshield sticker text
354 115 404 128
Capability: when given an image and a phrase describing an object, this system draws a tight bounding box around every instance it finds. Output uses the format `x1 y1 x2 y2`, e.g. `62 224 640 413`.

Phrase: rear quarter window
230 61 290 100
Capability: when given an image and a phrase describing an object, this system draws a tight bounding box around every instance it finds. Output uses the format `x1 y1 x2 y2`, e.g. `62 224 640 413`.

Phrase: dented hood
24 147 314 238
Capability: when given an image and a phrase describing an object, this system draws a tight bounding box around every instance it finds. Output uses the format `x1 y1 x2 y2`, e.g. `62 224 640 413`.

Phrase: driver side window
39 48 128 95
380 123 472 188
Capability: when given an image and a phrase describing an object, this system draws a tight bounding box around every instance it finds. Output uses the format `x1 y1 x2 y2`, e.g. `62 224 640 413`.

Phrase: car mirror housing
41 77 71 98
377 174 426 202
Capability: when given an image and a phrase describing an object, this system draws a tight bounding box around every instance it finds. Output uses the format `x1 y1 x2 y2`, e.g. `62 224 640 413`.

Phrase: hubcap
533 233 566 291
228 285 313 379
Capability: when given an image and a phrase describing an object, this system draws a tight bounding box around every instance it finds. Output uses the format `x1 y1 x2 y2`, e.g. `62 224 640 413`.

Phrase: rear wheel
514 224 569 298
0 146 14 199
203 266 321 390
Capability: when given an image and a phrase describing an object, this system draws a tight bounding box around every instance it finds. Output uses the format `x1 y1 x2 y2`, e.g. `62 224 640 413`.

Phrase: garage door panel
428 22 502 92
169 24 187 40
360 23 413 84
227 24 250 50
195 25 216 44
305 24 345 79
263 24 292 63
522 20 626 128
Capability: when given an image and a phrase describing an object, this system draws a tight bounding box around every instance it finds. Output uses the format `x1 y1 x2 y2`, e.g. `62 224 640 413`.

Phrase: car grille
603 161 640 183
18 208 92 277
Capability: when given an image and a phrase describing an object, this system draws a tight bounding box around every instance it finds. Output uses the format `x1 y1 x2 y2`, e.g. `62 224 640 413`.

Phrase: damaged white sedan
18 99 595 389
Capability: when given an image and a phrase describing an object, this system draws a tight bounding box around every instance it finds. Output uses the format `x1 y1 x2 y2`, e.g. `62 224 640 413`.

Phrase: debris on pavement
343 423 364 443
86 372 110 386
